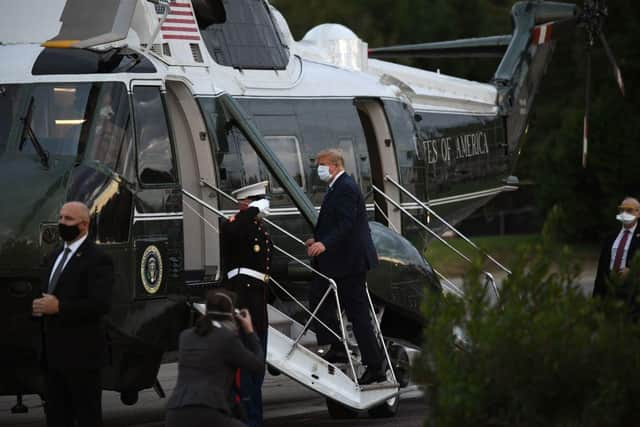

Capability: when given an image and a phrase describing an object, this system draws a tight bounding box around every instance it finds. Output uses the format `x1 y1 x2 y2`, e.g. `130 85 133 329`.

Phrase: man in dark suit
593 197 640 301
221 181 272 427
306 149 385 385
32 201 114 427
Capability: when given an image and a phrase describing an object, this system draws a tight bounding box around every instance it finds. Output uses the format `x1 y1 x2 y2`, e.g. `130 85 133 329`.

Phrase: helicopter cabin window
264 136 305 193
18 83 92 158
338 138 359 180
132 86 177 185
84 83 134 179
233 133 305 196
199 0 289 70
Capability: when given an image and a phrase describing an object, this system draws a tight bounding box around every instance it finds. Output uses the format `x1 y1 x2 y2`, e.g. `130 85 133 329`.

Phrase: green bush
415 240 640 427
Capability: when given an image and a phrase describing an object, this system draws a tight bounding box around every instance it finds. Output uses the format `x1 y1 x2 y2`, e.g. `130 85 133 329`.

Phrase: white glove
249 198 271 216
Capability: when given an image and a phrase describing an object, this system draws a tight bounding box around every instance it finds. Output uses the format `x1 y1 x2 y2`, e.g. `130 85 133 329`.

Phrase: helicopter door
355 99 402 231
165 81 220 284
130 80 183 299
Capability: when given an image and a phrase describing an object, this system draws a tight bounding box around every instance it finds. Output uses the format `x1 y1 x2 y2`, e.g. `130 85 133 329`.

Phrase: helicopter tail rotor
578 0 624 167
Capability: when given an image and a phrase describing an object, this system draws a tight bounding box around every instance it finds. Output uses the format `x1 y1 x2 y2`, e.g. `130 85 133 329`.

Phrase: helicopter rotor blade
582 47 592 168
368 35 511 59
596 30 625 96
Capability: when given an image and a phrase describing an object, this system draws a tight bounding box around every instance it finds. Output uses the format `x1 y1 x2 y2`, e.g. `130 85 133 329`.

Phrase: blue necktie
48 248 71 293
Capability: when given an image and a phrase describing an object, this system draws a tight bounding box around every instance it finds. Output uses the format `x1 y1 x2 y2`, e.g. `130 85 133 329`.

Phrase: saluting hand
307 241 326 257
32 293 60 315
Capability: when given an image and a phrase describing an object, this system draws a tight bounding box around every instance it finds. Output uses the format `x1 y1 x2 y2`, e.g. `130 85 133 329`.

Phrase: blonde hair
316 148 344 167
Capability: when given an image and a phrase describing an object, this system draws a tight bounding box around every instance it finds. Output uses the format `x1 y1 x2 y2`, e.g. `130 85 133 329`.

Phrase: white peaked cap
231 181 269 200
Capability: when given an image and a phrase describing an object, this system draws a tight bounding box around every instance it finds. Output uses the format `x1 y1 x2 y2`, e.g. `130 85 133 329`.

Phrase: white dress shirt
328 170 345 189
49 233 88 283
609 223 637 271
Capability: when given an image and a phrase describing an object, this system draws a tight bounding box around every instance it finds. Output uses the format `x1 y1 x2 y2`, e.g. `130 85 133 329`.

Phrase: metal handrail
182 186 393 384
183 197 346 343
201 179 306 246
371 184 498 299
383 175 511 275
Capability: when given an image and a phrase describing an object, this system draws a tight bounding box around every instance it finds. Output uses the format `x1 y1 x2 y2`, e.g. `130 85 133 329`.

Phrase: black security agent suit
593 228 640 298
41 239 114 427
309 172 383 370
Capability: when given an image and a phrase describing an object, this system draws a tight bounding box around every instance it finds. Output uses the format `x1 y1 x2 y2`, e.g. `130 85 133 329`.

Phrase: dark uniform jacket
220 207 273 334
167 326 264 413
314 173 378 278
221 207 273 277
593 228 640 298
42 239 114 370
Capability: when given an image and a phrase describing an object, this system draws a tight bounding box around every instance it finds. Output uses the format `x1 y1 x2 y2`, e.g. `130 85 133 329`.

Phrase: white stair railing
181 184 399 395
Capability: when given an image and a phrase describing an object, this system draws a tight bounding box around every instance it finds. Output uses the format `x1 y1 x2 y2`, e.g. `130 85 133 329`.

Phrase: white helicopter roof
0 0 498 115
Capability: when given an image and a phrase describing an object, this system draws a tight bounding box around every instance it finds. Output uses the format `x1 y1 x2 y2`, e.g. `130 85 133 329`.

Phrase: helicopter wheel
368 365 401 418
120 390 139 406
326 398 359 419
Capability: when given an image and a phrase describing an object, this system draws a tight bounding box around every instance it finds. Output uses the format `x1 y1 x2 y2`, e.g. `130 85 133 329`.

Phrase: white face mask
317 165 331 182
616 212 637 225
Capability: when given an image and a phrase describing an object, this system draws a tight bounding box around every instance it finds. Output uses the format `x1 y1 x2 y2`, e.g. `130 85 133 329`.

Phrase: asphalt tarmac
0 363 426 427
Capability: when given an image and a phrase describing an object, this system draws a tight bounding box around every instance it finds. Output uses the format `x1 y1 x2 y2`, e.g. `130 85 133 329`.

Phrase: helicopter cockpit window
0 85 17 155
18 83 92 158
84 82 133 178
132 86 177 185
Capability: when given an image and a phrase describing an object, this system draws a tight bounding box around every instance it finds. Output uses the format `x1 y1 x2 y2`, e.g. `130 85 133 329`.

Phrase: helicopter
0 0 623 419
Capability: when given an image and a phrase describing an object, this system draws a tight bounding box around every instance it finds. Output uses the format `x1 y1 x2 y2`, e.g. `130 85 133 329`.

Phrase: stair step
359 382 401 392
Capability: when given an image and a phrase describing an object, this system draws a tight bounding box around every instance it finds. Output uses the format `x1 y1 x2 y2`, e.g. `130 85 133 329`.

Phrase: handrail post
363 283 397 386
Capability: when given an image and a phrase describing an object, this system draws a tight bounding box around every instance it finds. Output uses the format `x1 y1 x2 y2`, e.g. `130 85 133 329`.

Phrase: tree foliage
414 238 640 427
271 0 640 242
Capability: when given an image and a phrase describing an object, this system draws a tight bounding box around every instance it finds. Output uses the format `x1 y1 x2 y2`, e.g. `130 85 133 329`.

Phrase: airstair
371 174 512 299
182 183 401 413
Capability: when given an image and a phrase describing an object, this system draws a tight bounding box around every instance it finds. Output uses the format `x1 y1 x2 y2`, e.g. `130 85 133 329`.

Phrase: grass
424 233 600 277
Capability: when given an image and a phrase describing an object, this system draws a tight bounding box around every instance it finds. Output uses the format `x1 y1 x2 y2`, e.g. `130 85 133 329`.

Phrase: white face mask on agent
616 212 637 226
317 165 332 182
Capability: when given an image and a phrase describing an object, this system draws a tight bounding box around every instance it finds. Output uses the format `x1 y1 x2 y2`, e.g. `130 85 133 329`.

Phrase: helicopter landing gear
120 390 139 406
11 394 28 414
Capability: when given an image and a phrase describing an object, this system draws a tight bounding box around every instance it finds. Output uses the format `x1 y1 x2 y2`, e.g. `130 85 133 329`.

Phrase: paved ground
1 268 596 427
0 363 424 427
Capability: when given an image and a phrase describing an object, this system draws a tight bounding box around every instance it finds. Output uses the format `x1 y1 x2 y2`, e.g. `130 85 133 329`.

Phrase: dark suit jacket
42 239 114 370
593 228 640 298
314 173 378 278
166 326 264 413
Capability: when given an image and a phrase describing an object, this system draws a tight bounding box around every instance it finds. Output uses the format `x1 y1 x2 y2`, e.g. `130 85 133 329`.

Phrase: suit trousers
309 272 383 369
45 367 102 427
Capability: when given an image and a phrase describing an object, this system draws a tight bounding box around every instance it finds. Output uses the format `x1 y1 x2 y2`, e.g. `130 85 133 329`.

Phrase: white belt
227 267 270 283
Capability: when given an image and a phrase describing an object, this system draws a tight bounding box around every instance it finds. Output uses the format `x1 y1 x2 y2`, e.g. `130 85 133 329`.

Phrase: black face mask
58 223 81 242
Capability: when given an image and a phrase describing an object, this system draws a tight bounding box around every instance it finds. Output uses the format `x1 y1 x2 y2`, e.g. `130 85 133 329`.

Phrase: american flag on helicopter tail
157 1 201 41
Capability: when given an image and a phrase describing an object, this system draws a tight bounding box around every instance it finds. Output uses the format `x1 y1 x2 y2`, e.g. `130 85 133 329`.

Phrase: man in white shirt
593 197 640 298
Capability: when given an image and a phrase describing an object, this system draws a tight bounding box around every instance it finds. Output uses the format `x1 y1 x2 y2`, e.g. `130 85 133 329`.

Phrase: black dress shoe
358 367 386 385
322 346 348 363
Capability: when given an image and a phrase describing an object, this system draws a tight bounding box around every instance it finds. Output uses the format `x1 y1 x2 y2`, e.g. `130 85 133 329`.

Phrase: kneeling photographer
166 290 264 427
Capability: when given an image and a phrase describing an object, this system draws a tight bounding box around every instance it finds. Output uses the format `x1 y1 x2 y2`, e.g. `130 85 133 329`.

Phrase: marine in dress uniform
221 181 272 427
